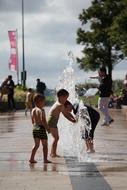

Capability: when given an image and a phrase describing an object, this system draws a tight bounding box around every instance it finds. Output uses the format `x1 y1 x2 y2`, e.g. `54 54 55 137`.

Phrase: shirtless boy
48 89 76 158
29 94 51 163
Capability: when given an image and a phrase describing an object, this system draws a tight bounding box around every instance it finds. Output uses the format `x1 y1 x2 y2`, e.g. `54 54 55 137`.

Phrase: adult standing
98 66 114 126
7 75 16 110
36 78 46 95
123 74 127 91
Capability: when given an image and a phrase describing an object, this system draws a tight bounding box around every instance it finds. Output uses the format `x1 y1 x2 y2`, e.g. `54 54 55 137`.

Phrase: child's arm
31 109 34 124
62 109 76 123
41 109 50 133
90 76 99 79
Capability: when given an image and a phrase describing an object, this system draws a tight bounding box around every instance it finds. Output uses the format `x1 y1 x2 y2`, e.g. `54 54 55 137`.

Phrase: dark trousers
8 94 15 110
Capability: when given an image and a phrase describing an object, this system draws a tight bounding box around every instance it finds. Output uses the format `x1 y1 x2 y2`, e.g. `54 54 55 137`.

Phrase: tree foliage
110 0 127 55
76 0 127 78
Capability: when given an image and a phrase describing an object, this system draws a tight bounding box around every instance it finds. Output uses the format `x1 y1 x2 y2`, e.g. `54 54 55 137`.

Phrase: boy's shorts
33 125 47 140
48 116 58 128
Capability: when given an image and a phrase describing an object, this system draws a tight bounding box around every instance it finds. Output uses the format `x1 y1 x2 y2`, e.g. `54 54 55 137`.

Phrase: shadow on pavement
65 156 112 190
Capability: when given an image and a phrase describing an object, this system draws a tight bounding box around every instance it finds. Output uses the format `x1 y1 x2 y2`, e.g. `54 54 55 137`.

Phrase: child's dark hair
33 94 45 104
64 100 73 108
8 75 12 79
57 89 69 97
28 88 32 92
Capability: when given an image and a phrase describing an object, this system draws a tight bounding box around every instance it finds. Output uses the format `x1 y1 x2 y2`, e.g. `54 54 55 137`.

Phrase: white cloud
0 0 127 89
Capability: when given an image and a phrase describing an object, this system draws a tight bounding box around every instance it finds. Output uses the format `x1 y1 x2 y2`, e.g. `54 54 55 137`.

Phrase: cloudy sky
0 0 127 89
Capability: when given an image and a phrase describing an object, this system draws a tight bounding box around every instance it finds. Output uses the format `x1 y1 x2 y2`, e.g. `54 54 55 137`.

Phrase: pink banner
8 31 16 48
9 53 17 71
8 30 17 71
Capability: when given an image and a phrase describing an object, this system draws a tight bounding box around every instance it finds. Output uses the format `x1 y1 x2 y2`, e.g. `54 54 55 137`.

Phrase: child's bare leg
50 128 59 157
89 140 95 152
30 108 32 115
25 107 28 116
85 139 90 151
41 139 51 163
29 138 40 163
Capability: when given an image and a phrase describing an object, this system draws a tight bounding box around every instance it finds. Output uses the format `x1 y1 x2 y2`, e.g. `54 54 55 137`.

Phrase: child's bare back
49 101 65 119
32 107 43 125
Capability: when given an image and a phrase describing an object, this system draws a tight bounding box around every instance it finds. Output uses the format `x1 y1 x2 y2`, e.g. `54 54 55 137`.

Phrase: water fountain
57 51 92 161
56 51 78 104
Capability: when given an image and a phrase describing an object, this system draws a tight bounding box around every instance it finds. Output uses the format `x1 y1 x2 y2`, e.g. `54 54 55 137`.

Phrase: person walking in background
25 88 34 116
7 75 16 111
29 94 51 164
97 66 114 126
36 78 46 95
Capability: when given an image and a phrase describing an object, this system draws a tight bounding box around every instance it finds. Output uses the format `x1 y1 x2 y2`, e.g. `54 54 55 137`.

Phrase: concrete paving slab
0 108 127 190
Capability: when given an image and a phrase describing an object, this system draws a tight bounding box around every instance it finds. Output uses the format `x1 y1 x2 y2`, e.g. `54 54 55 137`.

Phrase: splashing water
56 52 78 104
56 52 113 163
57 52 92 161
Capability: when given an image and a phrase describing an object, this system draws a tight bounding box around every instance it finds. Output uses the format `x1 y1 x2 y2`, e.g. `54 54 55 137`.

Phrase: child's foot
86 149 95 154
86 149 91 154
90 149 95 153
50 154 61 158
44 160 52 163
109 119 114 124
29 160 37 163
101 122 109 126
86 148 89 152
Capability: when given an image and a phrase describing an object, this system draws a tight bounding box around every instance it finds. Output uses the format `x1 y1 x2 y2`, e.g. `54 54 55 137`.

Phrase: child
0 77 9 101
48 89 76 158
29 94 51 164
65 101 100 153
25 88 34 116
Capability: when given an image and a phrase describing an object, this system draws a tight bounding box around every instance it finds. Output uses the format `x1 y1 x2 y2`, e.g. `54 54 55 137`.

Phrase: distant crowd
0 76 46 112
0 75 16 110
108 74 127 109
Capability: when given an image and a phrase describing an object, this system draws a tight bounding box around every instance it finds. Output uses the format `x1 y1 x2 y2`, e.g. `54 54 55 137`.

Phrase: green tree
110 0 127 55
76 0 127 79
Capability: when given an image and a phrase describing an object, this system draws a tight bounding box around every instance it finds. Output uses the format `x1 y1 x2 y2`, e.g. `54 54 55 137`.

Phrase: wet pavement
0 108 127 190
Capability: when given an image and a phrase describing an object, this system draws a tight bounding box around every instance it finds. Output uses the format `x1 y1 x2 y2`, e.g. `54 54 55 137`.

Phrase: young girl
64 101 100 153
29 94 51 163
25 88 34 116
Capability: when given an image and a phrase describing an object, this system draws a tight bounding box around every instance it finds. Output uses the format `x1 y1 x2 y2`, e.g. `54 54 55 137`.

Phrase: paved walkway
0 108 127 190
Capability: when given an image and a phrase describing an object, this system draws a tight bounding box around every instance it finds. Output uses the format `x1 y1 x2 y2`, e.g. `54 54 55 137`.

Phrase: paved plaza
0 108 127 190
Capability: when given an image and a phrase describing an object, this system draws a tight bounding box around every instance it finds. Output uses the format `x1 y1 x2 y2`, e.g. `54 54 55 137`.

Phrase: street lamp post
22 0 26 87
